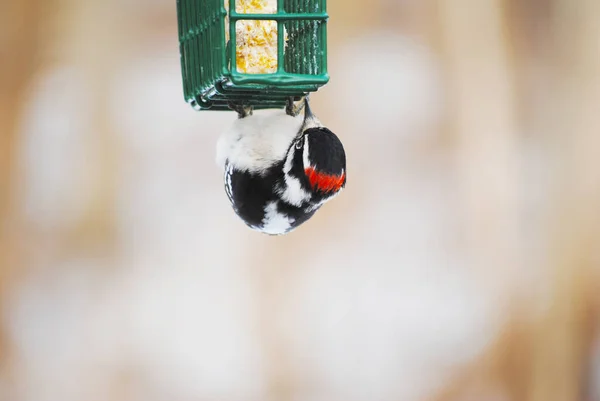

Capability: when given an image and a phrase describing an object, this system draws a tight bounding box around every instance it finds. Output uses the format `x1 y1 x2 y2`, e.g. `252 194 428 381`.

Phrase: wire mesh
177 0 329 110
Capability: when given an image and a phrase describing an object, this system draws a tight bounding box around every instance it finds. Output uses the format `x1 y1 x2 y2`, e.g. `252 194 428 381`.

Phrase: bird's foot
285 96 306 117
228 102 253 119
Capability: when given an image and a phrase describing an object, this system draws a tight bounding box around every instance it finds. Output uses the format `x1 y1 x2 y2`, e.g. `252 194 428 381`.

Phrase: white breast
216 110 304 174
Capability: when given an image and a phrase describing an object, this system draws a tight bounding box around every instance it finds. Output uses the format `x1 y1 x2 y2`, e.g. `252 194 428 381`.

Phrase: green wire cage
176 0 329 111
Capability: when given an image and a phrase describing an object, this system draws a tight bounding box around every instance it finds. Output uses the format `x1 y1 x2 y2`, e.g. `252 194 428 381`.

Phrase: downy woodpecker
216 98 346 235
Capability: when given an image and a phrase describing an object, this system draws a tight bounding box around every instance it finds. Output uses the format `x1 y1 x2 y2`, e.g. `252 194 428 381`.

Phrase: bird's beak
301 97 322 131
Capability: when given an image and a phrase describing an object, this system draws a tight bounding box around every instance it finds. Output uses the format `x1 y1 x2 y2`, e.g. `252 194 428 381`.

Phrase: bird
216 97 347 235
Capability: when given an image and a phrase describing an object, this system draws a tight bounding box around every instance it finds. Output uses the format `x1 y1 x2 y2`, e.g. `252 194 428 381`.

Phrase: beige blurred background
1 0 600 400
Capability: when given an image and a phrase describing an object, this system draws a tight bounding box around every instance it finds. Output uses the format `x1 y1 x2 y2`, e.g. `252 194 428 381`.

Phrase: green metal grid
177 0 329 111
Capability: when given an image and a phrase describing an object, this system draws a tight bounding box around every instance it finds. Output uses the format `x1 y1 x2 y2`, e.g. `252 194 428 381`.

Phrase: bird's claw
228 102 253 119
286 96 306 117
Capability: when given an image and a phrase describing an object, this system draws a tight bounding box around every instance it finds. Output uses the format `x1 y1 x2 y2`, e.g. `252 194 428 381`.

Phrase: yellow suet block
225 0 286 74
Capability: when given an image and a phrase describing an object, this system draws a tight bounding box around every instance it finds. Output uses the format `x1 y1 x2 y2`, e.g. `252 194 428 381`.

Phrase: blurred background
1 0 600 400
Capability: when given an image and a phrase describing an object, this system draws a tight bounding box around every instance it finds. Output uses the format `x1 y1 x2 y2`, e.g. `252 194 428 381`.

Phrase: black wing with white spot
224 162 235 206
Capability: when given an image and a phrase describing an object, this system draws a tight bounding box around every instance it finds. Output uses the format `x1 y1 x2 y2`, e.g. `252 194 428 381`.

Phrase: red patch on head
305 167 345 193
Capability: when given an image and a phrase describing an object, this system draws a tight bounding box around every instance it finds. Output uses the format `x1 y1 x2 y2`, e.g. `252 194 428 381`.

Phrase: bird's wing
224 162 235 206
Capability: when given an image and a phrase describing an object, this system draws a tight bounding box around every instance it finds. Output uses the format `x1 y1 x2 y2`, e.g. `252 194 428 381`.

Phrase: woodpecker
216 97 346 235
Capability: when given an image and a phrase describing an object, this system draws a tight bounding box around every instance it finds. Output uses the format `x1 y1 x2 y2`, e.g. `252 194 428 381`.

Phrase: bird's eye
295 139 303 149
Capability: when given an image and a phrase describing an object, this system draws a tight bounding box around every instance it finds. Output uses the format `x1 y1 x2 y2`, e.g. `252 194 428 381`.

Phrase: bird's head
283 99 346 202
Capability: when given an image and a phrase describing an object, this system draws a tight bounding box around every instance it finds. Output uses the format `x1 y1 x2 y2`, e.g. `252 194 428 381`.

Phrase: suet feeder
176 0 329 111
